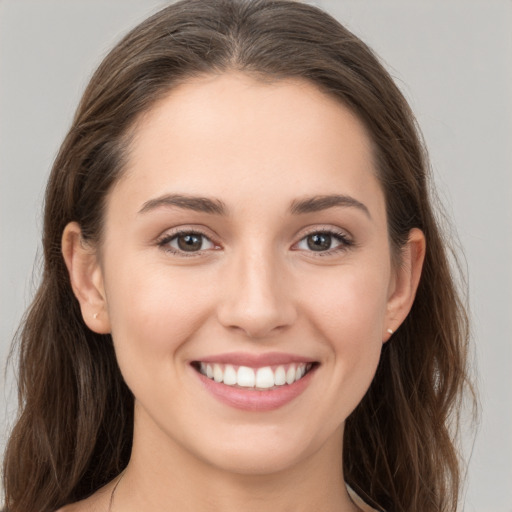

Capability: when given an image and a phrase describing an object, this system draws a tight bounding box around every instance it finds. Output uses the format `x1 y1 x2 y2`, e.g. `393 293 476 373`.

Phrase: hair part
3 1 474 511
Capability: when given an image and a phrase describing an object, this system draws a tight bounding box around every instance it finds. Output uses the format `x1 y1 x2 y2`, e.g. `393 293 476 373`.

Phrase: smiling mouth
191 361 318 390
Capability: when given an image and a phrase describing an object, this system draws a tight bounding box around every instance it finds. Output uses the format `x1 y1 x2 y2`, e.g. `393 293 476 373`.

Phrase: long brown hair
3 1 474 510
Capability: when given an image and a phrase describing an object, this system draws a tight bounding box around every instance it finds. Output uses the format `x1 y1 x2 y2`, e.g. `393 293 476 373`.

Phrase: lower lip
194 366 317 412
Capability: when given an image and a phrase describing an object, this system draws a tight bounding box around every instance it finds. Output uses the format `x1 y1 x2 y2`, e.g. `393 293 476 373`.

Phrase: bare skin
60 73 424 512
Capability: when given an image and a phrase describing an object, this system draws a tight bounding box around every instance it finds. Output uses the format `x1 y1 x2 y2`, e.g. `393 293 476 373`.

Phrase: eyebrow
138 193 370 218
289 194 371 218
138 194 228 215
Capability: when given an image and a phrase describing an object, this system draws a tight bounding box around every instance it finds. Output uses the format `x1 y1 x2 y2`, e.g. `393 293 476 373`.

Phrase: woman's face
78 73 416 475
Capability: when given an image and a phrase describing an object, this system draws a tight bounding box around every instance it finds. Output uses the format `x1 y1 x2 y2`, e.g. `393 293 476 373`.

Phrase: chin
184 421 341 477
201 442 313 476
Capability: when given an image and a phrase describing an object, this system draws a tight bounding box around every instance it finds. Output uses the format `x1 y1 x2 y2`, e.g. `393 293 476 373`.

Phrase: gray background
1 1 511 510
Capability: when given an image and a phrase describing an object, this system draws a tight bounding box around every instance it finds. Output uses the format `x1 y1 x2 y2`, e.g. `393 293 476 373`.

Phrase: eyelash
293 227 354 256
156 229 218 258
156 227 354 257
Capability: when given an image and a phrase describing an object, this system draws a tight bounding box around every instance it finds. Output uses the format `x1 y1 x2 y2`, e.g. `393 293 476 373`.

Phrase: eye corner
156 228 222 257
292 226 355 256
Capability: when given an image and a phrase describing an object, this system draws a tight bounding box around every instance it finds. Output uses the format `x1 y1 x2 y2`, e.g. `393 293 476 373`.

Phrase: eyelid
298 224 352 238
295 224 353 243
154 224 354 257
156 225 222 256
291 225 355 254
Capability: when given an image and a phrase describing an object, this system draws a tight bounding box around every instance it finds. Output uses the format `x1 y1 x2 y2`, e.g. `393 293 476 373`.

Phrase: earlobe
384 228 426 342
61 222 111 334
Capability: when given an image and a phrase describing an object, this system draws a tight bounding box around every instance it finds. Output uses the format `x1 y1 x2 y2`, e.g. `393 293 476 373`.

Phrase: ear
61 222 111 334
383 228 426 342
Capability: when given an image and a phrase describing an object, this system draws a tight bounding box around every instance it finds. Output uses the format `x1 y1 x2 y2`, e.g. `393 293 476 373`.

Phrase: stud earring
386 328 394 335
93 313 98 320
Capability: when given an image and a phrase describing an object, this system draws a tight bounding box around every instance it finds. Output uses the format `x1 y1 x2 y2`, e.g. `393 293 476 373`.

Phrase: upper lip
191 352 317 368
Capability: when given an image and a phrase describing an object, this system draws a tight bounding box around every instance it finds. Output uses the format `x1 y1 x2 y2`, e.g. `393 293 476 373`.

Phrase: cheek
103 260 216 379
299 264 389 397
301 263 390 341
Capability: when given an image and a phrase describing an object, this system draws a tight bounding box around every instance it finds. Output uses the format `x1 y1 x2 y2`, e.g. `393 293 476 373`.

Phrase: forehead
112 72 384 219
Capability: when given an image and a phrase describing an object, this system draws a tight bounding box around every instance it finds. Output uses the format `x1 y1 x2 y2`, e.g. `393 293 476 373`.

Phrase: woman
2 1 473 511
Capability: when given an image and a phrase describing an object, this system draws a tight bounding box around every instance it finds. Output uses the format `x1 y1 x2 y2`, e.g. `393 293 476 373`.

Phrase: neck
113 404 360 512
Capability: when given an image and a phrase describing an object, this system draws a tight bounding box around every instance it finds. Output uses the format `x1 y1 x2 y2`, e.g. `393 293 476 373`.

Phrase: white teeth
286 365 296 385
198 362 313 388
237 366 255 387
255 367 275 389
274 365 286 386
223 364 237 385
213 364 223 383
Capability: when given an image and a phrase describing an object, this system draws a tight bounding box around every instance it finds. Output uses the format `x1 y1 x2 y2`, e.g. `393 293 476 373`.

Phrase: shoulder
54 482 113 512
55 505 78 512
55 499 105 512
55 501 98 512
346 485 383 512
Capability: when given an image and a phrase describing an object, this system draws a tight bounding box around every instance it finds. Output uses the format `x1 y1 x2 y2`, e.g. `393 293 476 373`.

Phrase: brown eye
294 230 352 254
177 233 204 251
306 233 332 251
160 231 216 254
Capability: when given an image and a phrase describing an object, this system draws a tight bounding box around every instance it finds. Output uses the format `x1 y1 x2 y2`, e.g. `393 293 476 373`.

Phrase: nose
216 248 297 339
